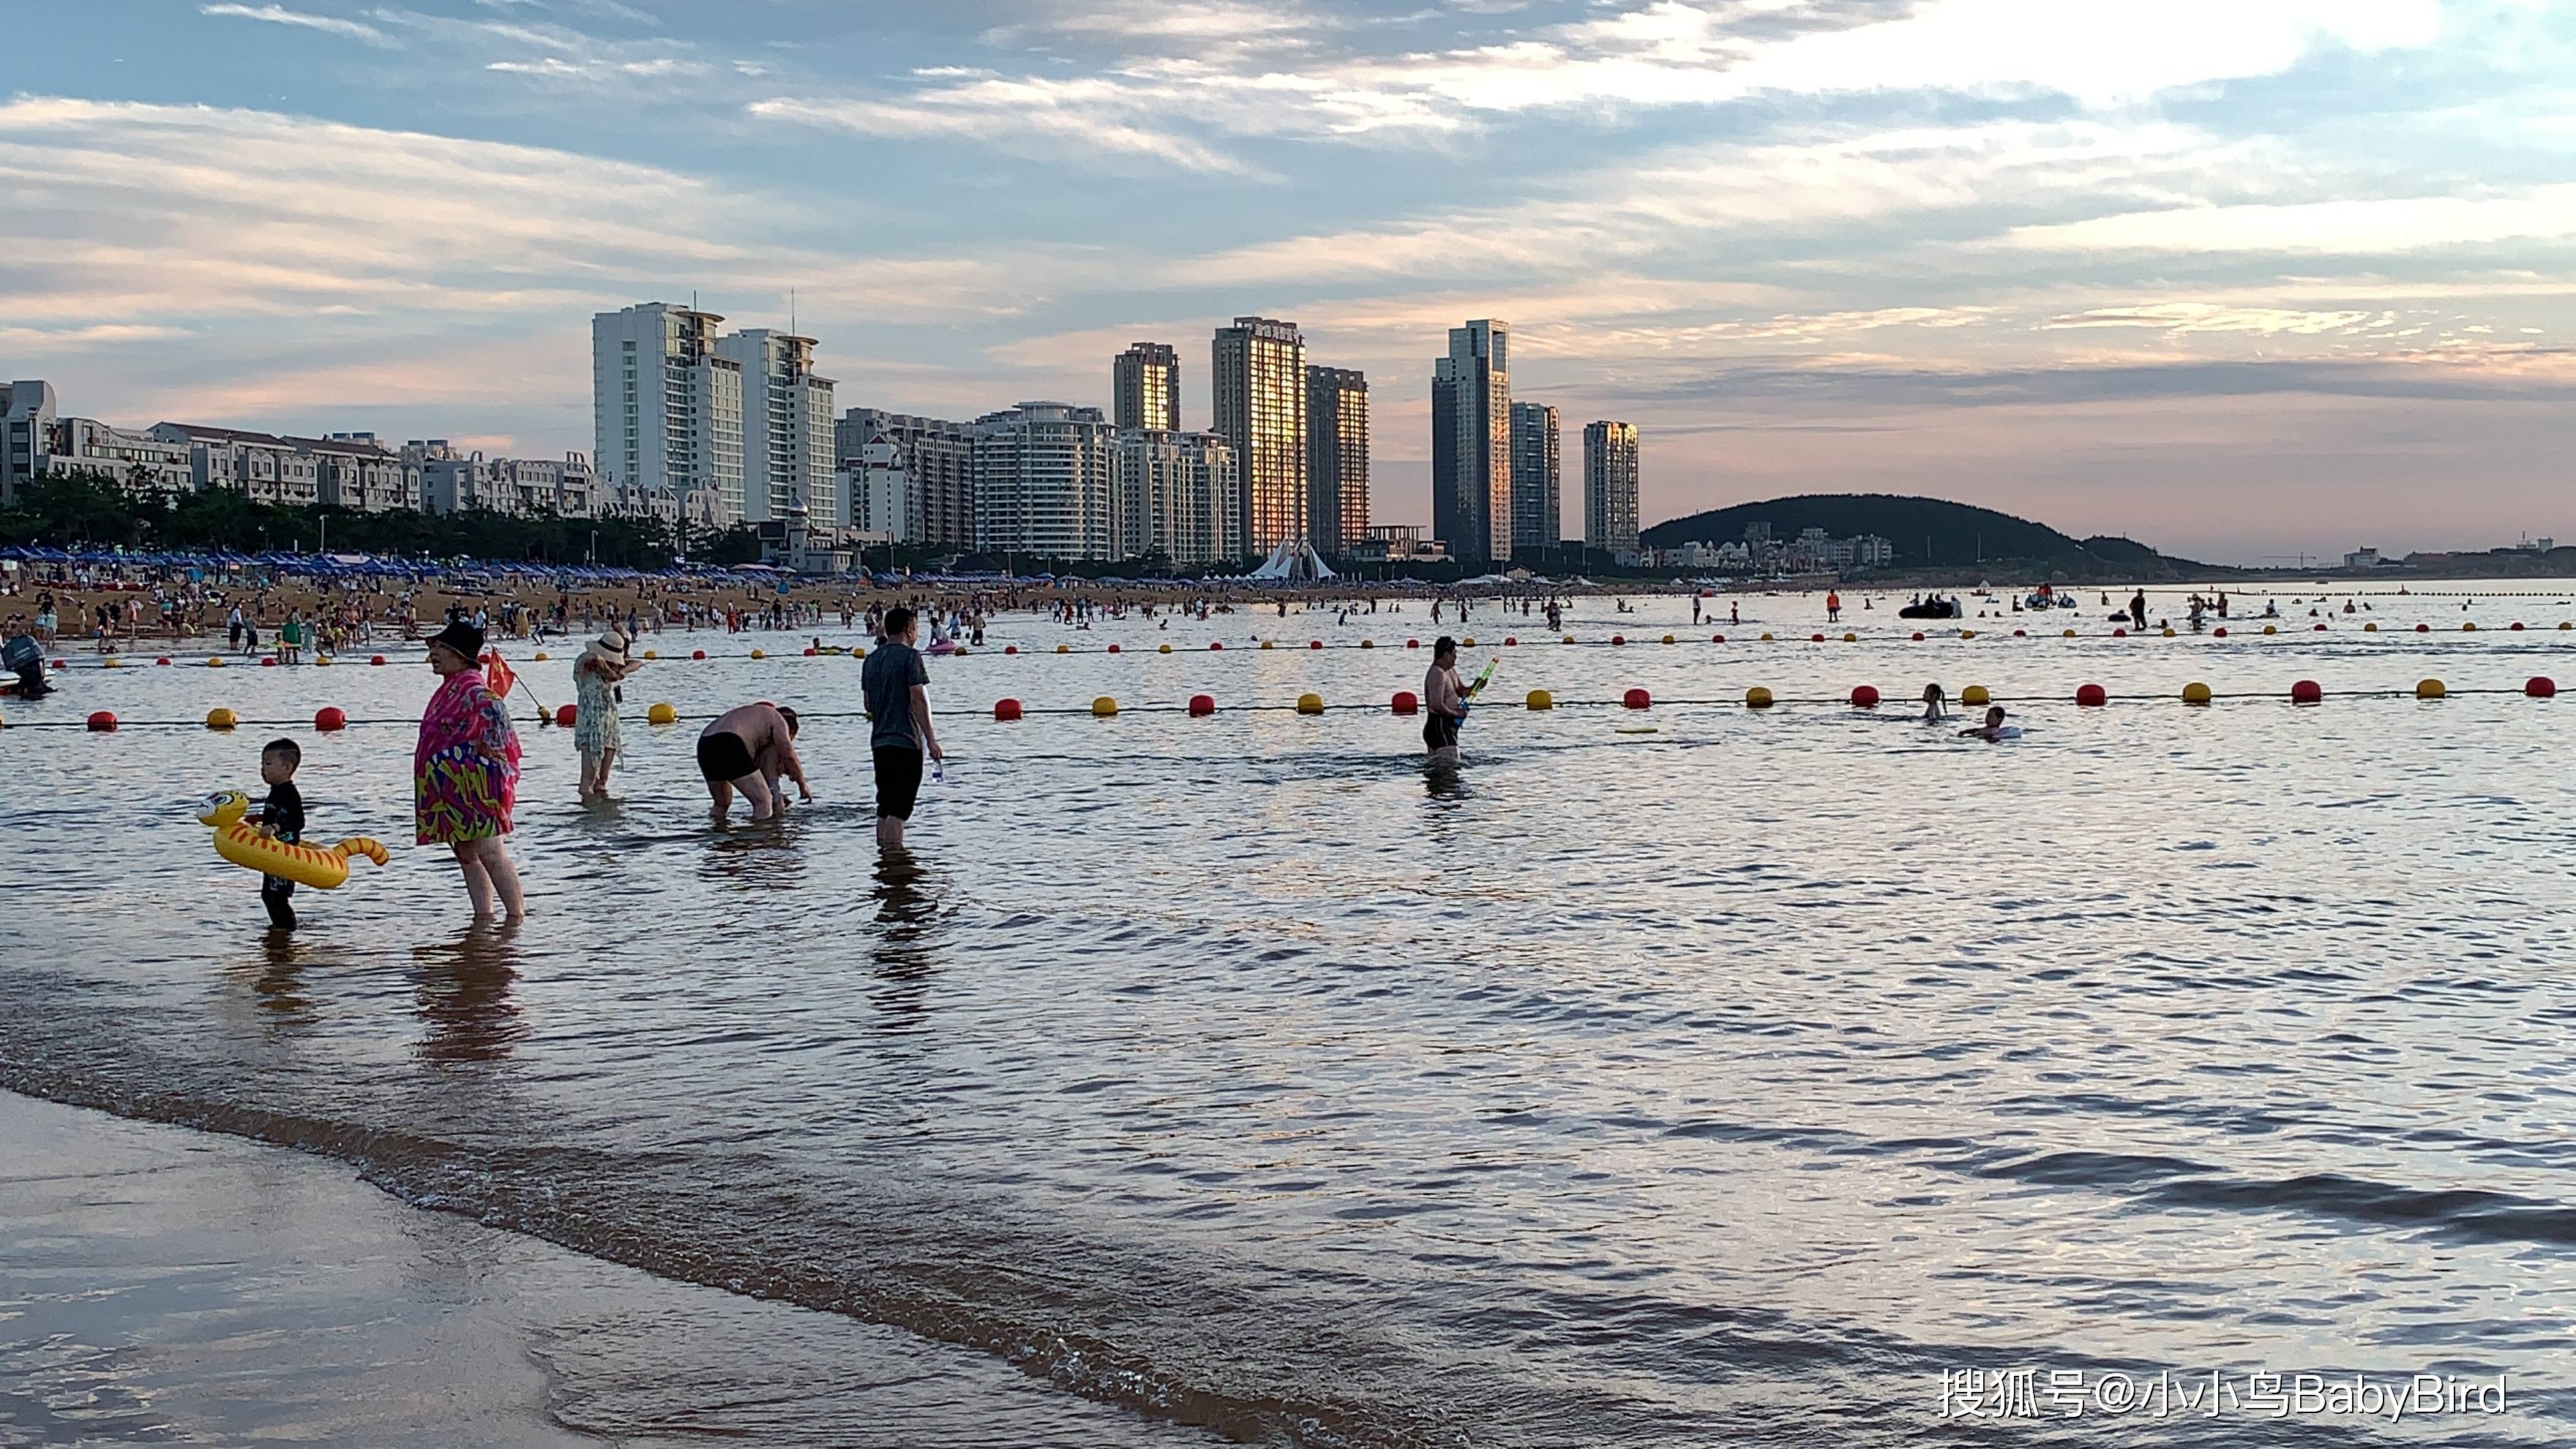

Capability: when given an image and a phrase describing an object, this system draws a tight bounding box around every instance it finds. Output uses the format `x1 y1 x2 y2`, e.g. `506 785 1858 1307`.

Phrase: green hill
1640 493 2214 578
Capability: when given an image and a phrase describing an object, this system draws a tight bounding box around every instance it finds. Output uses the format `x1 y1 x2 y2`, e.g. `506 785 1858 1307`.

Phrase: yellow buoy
1759 632 1775 642
1158 643 1172 654
315 655 332 667
206 707 239 730
1092 696 1118 716
1562 634 1575 644
647 702 678 725
2416 678 2446 700
1360 640 1373 649
1962 685 1991 707
1462 637 1475 648
1296 692 1325 715
2561 622 2572 632
2062 629 2075 638
751 648 766 659
2365 622 2378 632
2161 628 2176 638
644 649 659 660
102 656 121 669
1260 640 1274 651
1057 644 1069 654
206 656 225 668
1959 629 1976 640
1664 634 1677 645
1841 632 1856 643
533 651 548 662
2263 624 2277 635
1745 686 1774 709
2463 622 2478 632
2181 682 2212 705
1525 689 1554 710
854 646 867 658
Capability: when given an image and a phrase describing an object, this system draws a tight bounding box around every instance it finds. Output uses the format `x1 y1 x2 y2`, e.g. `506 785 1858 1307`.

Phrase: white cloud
200 2 394 46
749 85 1254 174
2004 186 2576 254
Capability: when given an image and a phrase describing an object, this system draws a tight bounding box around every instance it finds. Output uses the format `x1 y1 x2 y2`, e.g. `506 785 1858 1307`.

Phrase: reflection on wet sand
410 925 527 1065
246 929 315 1026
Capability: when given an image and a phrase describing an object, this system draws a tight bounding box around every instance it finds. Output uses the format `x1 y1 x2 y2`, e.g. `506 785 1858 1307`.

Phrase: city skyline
4 3 2574 564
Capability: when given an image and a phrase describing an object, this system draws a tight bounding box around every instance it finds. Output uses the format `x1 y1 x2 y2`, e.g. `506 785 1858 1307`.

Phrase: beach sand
1 1090 1206 1448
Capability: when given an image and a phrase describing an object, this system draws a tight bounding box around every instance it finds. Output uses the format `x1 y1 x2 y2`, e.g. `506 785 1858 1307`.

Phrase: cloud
200 2 394 45
749 85 1254 174
2004 186 2576 255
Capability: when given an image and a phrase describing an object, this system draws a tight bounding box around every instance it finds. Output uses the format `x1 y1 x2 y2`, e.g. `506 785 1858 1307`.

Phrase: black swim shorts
874 745 924 820
1423 713 1461 752
697 730 756 782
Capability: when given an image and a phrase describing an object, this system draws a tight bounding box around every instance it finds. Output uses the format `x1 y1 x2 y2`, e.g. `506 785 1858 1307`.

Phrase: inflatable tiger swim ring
196 790 389 890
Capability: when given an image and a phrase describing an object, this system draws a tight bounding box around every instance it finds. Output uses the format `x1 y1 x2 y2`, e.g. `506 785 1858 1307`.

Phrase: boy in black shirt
257 738 306 929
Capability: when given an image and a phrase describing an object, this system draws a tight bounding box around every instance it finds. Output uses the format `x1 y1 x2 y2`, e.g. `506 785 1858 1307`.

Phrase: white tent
1247 539 1336 582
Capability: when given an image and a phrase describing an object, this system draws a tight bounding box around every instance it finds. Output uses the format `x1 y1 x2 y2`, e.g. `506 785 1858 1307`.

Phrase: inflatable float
196 790 389 890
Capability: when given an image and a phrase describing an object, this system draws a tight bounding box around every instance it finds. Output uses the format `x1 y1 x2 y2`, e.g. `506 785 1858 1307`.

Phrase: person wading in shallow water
1423 635 1469 768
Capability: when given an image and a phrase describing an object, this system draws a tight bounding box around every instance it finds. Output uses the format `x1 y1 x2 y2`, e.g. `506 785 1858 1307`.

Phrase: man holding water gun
1422 635 1490 768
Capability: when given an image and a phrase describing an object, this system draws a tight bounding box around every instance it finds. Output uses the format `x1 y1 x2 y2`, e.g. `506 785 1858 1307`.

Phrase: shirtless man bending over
697 702 812 823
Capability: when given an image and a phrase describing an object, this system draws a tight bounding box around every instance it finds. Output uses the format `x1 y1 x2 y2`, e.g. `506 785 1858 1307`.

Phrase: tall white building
1432 320 1512 566
842 432 914 544
1211 317 1306 554
593 302 745 525
1508 400 1560 554
1584 420 1641 564
3 381 59 506
714 329 837 528
973 402 1114 562
1112 429 1238 565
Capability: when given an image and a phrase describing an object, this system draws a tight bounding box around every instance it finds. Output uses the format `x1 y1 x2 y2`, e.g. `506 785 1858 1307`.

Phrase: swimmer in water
1960 705 2010 742
1920 683 1947 722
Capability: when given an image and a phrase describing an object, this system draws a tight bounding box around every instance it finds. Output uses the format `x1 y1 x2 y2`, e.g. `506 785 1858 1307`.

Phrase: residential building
3 380 59 505
592 302 745 525
1114 342 1181 432
1305 366 1368 557
842 432 913 544
1583 420 1640 564
1112 429 1238 565
837 408 976 548
44 417 195 496
1508 400 1560 555
714 329 836 528
1211 316 1307 554
151 422 321 506
972 402 1114 561
1344 523 1447 565
606 476 681 527
410 441 499 515
1431 319 1512 566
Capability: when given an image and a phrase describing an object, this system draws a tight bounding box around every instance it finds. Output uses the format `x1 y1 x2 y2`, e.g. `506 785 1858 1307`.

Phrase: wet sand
0 1090 1208 1448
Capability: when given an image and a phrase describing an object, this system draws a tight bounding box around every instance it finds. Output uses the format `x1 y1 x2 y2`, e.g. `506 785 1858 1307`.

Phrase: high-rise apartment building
1112 429 1238 565
714 329 838 528
1584 420 1641 564
593 302 744 526
1509 400 1560 554
1210 317 1306 554
2 380 59 506
836 408 976 547
1305 366 1369 557
1113 342 1182 433
1431 319 1512 566
972 401 1115 561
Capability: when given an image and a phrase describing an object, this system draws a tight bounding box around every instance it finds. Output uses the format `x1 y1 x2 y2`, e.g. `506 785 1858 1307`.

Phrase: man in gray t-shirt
860 606 943 847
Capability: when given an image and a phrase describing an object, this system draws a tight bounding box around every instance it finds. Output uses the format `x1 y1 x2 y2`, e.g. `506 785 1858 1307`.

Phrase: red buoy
1911 632 1925 642
1309 639 1323 650
2076 684 2108 707
261 656 278 667
2012 629 2026 637
1851 685 1880 708
1210 641 1223 650
2214 627 2228 638
1710 634 1725 643
1188 693 1216 716
1391 690 1419 715
1107 643 1120 654
555 703 577 728
2290 679 2323 705
155 656 171 666
692 649 708 660
2113 628 2127 638
2416 624 2430 633
86 710 116 732
1504 636 1517 646
1004 645 1018 654
1622 687 1652 710
315 706 348 731
993 698 1023 721
2510 622 2526 632
1611 634 1626 646
1811 633 1826 643
2313 624 2327 632
1407 638 1420 648
2528 676 2557 699
804 647 817 656
370 654 386 665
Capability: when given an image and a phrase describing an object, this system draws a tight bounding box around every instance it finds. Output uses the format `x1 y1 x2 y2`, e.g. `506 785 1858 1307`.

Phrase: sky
3 0 2572 564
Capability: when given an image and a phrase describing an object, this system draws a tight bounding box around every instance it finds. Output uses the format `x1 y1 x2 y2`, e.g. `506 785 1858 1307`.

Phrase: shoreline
0 1087 1208 1448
